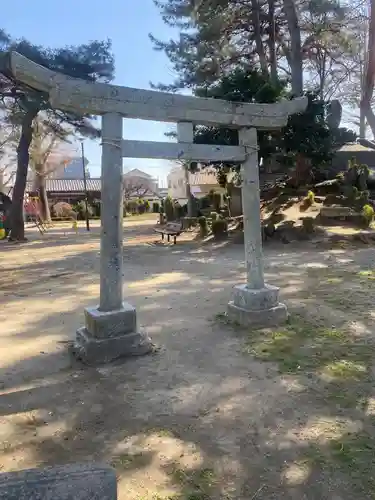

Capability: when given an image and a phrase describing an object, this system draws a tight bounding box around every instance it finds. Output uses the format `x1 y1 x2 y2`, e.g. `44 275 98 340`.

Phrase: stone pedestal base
72 303 153 365
227 283 288 328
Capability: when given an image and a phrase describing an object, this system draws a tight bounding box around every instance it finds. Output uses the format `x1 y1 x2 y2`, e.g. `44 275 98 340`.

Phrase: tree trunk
283 0 303 95
184 164 194 217
364 105 375 139
37 173 51 222
9 109 37 241
268 0 278 85
251 0 269 78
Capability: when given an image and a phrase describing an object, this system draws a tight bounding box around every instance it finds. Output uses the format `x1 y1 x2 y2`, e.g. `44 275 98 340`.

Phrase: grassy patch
245 315 374 375
147 427 175 438
306 431 375 495
111 451 152 470
165 463 217 500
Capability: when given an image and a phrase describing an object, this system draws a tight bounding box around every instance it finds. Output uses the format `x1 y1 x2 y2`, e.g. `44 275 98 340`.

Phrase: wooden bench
154 221 184 244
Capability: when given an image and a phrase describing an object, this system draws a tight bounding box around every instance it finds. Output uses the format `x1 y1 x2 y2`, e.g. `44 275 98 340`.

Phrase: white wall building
123 168 159 196
167 164 224 202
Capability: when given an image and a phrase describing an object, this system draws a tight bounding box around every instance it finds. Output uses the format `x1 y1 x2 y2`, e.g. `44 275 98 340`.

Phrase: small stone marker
0 463 117 500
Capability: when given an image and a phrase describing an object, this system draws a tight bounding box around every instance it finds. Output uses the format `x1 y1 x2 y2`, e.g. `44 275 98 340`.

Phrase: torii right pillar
227 127 288 327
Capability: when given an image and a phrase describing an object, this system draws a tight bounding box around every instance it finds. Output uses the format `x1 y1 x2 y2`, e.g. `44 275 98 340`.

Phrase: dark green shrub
152 201 160 213
208 190 221 212
91 199 101 217
183 217 199 229
198 216 208 237
74 201 93 220
164 196 175 221
199 195 211 210
302 217 315 233
126 200 138 213
137 198 149 214
212 218 228 240
174 201 187 219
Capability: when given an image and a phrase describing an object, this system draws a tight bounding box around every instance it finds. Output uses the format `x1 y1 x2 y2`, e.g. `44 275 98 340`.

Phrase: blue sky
2 0 177 185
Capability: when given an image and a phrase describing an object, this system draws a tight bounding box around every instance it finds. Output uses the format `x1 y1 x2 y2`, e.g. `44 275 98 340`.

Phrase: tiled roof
23 178 161 197
123 168 153 179
337 143 375 152
25 179 102 193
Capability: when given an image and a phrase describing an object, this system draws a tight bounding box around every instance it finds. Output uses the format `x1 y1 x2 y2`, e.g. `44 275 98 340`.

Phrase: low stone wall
0 463 117 499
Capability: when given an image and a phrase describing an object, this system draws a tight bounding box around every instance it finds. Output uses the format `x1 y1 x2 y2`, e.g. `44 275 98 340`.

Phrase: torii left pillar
74 112 153 364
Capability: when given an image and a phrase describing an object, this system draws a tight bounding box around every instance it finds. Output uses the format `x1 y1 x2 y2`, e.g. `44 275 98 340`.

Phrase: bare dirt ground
1 217 375 499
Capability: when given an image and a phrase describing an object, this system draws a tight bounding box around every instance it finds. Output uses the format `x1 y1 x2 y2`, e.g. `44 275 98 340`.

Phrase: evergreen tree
0 32 114 240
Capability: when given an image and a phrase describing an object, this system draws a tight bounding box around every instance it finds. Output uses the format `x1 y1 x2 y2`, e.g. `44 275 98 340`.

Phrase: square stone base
227 283 288 328
73 302 154 365
73 327 154 365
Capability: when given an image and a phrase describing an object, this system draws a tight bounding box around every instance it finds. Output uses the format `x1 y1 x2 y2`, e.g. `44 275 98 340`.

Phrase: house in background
25 179 101 206
167 165 225 204
123 168 159 197
19 168 162 208
331 143 375 180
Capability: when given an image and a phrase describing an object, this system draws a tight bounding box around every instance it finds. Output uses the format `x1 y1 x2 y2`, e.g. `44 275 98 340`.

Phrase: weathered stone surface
84 303 136 339
227 301 288 328
227 283 288 328
0 463 117 499
320 206 354 218
231 284 279 311
73 327 153 365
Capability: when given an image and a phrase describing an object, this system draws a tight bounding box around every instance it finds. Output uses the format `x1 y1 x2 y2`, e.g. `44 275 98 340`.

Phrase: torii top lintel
5 51 307 129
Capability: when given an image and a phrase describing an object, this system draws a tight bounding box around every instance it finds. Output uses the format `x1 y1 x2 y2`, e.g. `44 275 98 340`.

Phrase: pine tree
0 33 114 240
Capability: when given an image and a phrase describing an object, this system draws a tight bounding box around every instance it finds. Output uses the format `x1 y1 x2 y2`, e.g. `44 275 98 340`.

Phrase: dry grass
216 265 375 497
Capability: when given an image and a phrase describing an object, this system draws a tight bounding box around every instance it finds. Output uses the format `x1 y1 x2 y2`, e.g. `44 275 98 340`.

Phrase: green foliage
191 72 356 180
174 201 186 219
125 200 138 213
198 195 211 211
194 69 287 170
0 31 115 240
362 204 374 227
137 198 150 214
302 217 315 233
307 190 315 203
164 196 175 221
343 159 369 193
183 216 199 229
152 201 160 213
326 99 342 129
74 200 93 220
208 190 222 212
90 199 101 217
211 218 228 239
0 35 114 135
198 216 208 237
283 92 332 167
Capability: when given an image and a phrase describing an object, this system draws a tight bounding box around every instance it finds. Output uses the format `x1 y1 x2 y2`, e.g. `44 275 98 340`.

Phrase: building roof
123 168 153 179
25 179 102 193
337 143 375 152
23 178 161 198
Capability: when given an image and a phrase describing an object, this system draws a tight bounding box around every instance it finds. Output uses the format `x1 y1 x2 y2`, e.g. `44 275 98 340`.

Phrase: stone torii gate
6 52 307 364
